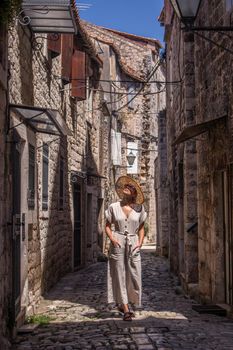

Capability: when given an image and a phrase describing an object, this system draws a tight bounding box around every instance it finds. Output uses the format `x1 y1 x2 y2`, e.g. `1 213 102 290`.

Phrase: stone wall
160 0 198 288
0 23 12 349
85 23 166 242
194 0 233 303
8 21 106 318
161 0 233 304
155 109 169 256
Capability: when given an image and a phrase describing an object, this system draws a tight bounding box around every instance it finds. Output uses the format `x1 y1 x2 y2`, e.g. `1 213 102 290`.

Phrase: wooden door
12 139 21 317
222 166 233 305
73 183 82 268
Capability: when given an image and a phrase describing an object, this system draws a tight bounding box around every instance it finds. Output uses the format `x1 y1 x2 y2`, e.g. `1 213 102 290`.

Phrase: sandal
117 305 135 317
123 311 132 321
117 305 124 314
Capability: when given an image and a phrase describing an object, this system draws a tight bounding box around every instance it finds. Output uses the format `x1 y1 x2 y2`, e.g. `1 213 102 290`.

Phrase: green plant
0 0 22 25
25 314 54 325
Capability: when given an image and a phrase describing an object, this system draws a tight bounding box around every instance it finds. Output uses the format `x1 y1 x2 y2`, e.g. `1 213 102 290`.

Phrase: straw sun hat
115 176 144 205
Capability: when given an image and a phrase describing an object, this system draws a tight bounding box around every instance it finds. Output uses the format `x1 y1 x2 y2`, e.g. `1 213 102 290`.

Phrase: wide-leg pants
107 231 142 306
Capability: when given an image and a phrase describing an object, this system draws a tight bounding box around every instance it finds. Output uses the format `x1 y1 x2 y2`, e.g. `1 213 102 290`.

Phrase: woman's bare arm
138 223 145 247
133 223 145 251
105 221 121 247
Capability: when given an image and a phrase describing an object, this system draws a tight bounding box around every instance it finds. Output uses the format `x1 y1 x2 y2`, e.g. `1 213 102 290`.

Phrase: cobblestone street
12 246 233 350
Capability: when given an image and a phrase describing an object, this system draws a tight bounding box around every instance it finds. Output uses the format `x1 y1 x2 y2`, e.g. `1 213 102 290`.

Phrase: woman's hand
111 239 121 248
132 243 142 252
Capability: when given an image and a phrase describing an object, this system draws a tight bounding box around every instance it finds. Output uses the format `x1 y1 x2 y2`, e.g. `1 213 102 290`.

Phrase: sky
78 0 165 45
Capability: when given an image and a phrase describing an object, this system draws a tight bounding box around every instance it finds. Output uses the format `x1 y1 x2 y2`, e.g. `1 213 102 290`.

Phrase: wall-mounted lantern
126 151 136 166
170 0 201 25
171 0 233 31
127 142 138 175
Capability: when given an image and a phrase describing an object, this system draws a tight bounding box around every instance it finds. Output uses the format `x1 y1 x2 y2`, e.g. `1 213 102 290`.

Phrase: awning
173 115 226 145
87 173 107 179
21 0 77 34
10 104 72 136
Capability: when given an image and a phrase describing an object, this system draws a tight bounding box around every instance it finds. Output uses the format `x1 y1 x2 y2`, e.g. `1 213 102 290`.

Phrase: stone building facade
85 22 166 243
155 109 169 257
5 5 107 336
0 22 13 349
0 4 165 345
159 0 233 307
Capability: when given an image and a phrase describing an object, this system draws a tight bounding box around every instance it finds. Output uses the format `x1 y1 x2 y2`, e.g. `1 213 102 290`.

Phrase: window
59 156 64 210
127 85 135 109
28 144 35 209
226 0 233 11
42 144 49 210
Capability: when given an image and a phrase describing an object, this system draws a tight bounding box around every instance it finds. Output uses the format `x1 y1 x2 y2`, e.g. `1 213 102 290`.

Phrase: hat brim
115 176 144 205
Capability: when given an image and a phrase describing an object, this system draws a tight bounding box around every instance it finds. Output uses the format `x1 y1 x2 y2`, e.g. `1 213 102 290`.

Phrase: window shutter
47 33 61 58
71 50 86 100
127 85 135 109
61 34 73 83
111 129 122 165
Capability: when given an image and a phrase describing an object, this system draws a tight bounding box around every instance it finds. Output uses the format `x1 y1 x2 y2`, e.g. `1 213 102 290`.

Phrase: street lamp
170 0 201 25
126 151 136 166
171 0 233 31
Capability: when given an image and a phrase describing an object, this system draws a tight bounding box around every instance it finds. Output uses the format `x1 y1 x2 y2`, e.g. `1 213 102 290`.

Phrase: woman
105 176 147 321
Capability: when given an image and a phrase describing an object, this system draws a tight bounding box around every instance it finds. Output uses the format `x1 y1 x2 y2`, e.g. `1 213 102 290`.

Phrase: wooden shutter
61 34 73 83
71 50 86 100
111 129 122 166
47 33 61 58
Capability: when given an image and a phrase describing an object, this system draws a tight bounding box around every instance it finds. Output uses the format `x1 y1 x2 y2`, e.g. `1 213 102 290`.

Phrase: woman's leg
108 235 128 305
126 254 142 306
121 304 129 313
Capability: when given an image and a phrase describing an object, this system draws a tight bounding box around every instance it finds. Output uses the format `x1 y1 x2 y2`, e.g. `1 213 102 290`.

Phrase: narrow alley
2 1 233 348
12 247 233 350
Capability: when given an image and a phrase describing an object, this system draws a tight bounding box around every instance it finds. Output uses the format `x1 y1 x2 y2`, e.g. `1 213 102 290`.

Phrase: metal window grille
42 143 49 210
28 144 35 209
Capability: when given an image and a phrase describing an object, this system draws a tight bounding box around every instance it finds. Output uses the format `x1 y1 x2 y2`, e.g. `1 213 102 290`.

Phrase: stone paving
12 245 233 350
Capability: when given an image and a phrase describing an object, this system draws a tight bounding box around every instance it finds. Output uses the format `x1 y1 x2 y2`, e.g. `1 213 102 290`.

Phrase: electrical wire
59 85 166 96
9 111 45 130
216 31 233 40
114 59 164 113
31 40 165 119
54 75 181 85
111 81 131 90
193 30 233 56
36 137 61 150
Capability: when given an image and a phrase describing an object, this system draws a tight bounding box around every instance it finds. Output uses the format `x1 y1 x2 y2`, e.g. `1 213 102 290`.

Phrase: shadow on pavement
11 250 233 350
